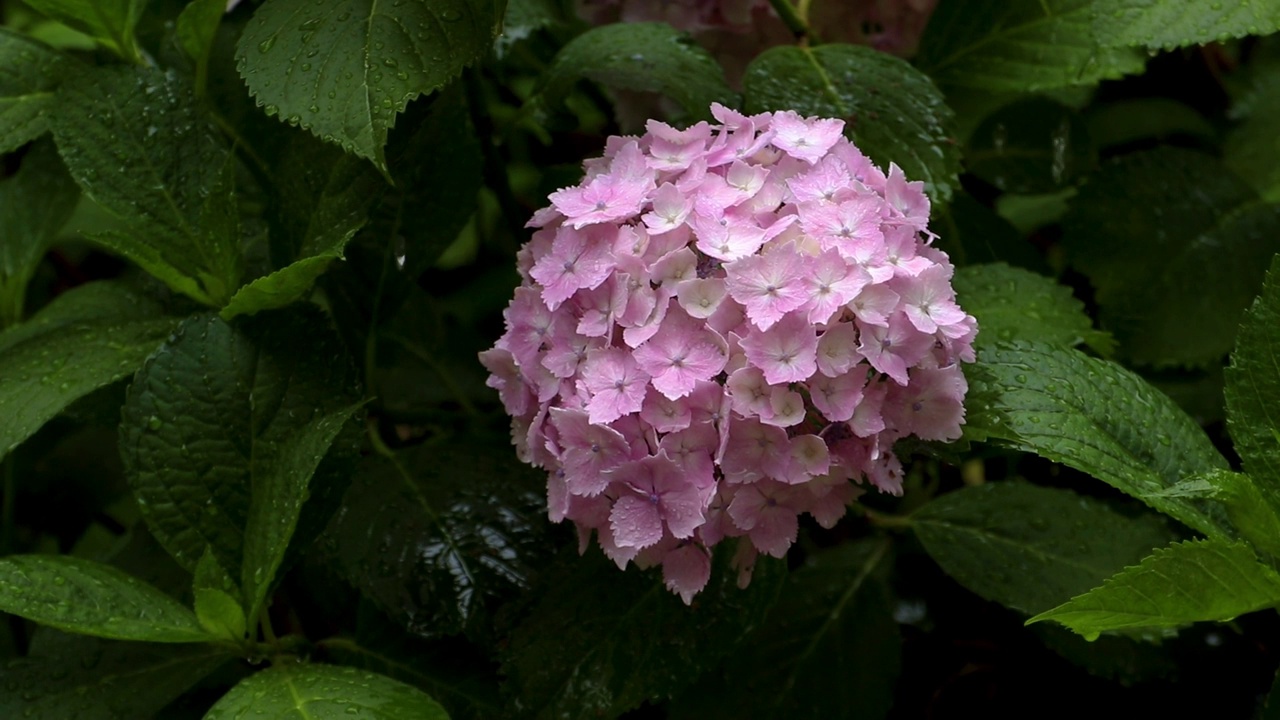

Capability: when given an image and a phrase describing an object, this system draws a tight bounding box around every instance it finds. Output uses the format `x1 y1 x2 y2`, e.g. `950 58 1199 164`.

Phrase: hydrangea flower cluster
480 104 976 603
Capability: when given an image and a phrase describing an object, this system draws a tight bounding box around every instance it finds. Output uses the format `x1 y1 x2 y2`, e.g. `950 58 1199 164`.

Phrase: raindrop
257 37 277 54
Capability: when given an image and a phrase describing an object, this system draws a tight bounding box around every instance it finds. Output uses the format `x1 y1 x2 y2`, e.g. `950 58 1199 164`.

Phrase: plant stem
768 0 811 42
853 501 913 530
260 608 279 647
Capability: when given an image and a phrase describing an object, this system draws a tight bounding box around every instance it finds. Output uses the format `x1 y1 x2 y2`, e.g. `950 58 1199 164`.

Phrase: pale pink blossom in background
482 104 974 603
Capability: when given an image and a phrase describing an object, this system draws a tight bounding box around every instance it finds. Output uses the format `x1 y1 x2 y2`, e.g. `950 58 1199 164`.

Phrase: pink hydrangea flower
482 104 976 603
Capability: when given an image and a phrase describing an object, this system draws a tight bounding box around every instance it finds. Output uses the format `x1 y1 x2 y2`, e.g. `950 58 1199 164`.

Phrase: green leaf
952 263 1113 354
1196 470 1280 561
1086 97 1216 151
718 539 899 719
231 137 385 321
916 0 1146 91
0 281 175 456
502 547 784 719
1225 73 1280 203
1093 0 1280 51
497 0 561 55
535 22 735 123
912 483 1176 614
176 0 226 94
193 549 246 641
742 43 960 201
321 437 554 640
236 0 500 169
273 138 386 263
22 0 144 60
120 308 363 582
1225 255 1280 508
0 631 232 720
203 663 449 720
50 65 242 306
0 138 80 326
995 187 1076 234
220 255 337 320
0 555 210 642
0 29 66 154
966 97 1095 193
1062 147 1280 367
193 587 244 641
242 398 363 622
1029 539 1280 638
965 342 1233 538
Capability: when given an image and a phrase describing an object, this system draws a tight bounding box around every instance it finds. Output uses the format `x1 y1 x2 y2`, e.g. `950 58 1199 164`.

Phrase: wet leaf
912 483 1177 614
0 138 80 326
193 548 246 642
22 0 145 60
1062 147 1280 367
1029 539 1280 638
964 342 1233 538
743 43 960 201
1226 72 1280 204
0 281 175 456
1225 255 1280 517
0 555 211 642
50 65 242 306
497 0 562 55
916 0 1146 91
953 263 1113 354
120 307 363 597
533 22 735 123
322 437 553 640
1093 0 1280 51
176 0 226 93
204 663 448 720
0 29 66 154
0 630 232 720
236 0 501 169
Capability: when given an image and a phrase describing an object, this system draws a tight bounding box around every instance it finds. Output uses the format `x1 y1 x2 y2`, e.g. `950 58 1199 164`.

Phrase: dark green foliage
322 437 554 640
3 0 1280 716
1062 148 1280 367
502 549 784 719
533 22 736 123
912 483 1175 614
